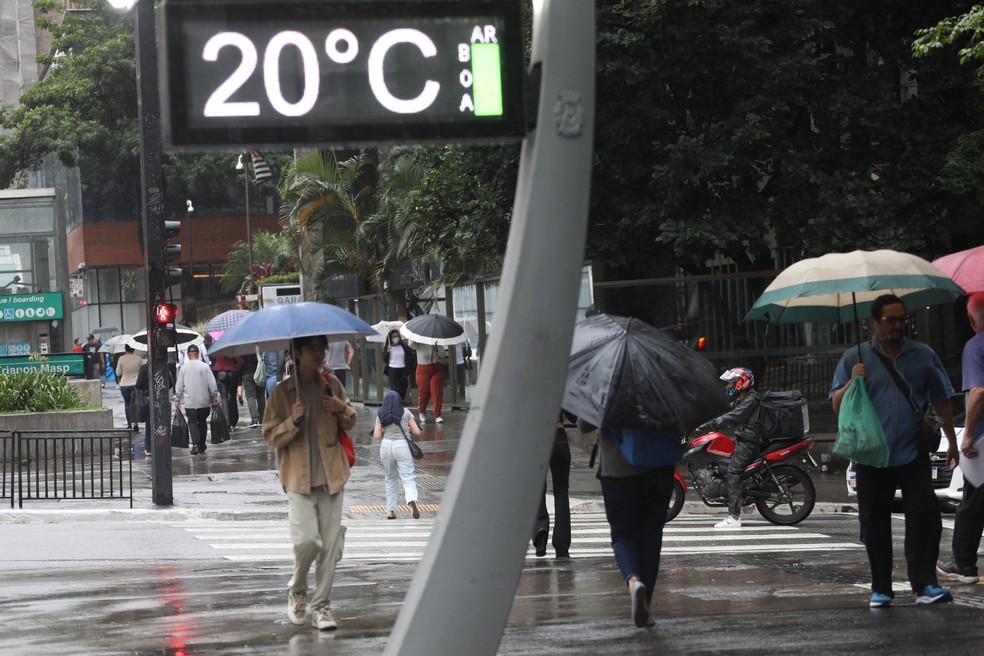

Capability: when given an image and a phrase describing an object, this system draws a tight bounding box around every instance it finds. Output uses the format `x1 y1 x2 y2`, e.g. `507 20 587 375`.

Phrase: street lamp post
112 0 173 505
235 154 255 294
186 199 194 278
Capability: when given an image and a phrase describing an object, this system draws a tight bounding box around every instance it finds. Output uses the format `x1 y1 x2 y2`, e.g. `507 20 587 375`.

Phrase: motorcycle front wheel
754 464 816 525
665 476 686 522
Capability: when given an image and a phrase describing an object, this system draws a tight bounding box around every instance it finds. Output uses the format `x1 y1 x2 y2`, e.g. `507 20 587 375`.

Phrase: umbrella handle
852 292 863 364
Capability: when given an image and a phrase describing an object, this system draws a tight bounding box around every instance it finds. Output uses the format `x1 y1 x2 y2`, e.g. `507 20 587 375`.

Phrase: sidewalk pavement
1 384 859 523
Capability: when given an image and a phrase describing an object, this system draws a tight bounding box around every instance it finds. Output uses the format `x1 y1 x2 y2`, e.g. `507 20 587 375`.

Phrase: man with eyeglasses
262 335 356 631
831 294 958 608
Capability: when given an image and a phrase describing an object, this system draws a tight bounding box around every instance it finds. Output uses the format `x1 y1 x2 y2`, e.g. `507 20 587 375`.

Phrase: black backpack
760 390 810 439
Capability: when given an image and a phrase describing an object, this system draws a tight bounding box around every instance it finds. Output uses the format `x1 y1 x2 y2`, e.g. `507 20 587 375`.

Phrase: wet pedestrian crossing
172 512 862 563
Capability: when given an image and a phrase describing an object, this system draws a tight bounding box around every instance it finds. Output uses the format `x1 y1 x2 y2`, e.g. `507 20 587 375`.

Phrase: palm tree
279 150 429 317
220 230 296 294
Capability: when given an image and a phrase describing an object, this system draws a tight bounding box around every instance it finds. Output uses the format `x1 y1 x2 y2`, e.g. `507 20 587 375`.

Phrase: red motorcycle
665 431 818 525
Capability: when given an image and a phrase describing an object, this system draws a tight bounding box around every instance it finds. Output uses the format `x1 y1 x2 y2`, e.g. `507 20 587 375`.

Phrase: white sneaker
418 413 426 424
312 607 338 630
434 416 444 424
287 591 306 626
714 515 741 529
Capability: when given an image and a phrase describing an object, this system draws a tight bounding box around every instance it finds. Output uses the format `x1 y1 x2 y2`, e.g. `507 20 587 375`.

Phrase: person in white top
382 329 411 403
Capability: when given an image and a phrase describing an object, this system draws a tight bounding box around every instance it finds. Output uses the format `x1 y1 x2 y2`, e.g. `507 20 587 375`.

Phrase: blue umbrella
208 302 375 357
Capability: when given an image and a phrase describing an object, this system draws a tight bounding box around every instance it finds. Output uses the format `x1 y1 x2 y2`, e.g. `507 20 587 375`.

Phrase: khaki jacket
262 374 356 495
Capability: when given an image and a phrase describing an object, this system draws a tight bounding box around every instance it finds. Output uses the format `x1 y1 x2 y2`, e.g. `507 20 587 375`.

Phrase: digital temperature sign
159 0 527 151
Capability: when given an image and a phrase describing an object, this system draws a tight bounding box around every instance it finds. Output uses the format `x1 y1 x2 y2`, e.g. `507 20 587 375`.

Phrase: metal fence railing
10 430 134 509
1 430 13 506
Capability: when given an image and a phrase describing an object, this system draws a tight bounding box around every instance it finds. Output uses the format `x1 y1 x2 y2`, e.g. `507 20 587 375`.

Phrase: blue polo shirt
830 338 954 466
963 330 984 442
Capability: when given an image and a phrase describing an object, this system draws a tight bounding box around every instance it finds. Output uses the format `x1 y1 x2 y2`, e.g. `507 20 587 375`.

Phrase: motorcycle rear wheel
665 477 686 522
754 464 816 525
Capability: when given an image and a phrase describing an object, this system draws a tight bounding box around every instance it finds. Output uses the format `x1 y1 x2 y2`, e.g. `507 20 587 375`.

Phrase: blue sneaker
916 584 952 605
869 592 893 608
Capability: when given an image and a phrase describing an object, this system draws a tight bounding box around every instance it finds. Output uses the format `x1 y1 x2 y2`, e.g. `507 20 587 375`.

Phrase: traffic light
153 301 179 348
153 302 178 324
163 220 182 288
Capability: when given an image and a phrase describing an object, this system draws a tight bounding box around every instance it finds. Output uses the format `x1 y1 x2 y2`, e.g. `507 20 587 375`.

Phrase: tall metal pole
245 167 254 293
134 0 172 505
387 2 595 652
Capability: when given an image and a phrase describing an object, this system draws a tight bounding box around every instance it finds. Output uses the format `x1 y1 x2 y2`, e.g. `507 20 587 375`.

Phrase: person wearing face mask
383 329 412 404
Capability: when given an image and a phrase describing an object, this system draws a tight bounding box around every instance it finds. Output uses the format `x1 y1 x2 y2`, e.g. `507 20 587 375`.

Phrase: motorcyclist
696 367 769 529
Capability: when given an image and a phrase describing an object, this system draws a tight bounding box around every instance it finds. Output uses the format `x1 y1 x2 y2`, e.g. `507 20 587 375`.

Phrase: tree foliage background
2 1 984 320
409 0 983 278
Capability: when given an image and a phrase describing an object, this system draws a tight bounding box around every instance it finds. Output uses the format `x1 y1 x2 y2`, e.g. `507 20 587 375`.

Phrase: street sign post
158 0 526 151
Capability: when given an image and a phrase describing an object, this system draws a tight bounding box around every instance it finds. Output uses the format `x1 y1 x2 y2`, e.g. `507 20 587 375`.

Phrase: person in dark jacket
135 363 152 456
698 367 768 529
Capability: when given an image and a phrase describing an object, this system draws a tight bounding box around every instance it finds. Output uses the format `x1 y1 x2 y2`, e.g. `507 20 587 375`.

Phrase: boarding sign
159 0 526 150
0 292 64 323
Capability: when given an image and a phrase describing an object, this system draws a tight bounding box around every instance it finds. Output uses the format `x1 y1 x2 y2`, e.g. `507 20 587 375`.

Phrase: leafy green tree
0 0 137 194
220 230 296 294
913 5 984 206
400 146 518 288
279 150 375 297
0 2 291 222
278 150 429 316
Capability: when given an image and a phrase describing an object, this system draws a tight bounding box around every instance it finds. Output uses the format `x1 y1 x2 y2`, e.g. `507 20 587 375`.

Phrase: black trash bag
171 409 190 449
130 392 150 424
210 407 231 444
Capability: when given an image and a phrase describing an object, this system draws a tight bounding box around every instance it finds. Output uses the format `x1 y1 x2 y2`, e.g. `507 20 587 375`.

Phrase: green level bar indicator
471 43 504 117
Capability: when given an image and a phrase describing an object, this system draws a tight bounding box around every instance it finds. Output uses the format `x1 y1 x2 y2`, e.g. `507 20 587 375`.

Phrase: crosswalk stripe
172 514 862 563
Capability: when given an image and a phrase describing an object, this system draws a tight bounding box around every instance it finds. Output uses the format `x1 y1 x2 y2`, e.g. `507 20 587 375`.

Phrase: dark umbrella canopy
562 314 728 435
400 314 467 346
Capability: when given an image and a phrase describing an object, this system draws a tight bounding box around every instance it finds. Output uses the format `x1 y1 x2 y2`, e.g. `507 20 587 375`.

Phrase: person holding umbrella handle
263 334 357 631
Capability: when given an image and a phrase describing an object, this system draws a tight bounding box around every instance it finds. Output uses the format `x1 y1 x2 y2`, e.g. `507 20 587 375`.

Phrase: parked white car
845 427 965 512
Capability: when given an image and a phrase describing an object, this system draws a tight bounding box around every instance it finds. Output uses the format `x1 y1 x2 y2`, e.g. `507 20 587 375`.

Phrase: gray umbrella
562 314 728 434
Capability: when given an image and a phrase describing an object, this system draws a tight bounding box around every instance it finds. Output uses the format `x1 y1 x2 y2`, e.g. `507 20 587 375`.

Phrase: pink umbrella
933 245 984 294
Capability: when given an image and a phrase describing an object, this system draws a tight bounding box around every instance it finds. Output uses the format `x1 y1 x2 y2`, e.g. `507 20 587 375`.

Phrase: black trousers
215 371 239 427
185 406 211 448
952 480 984 574
856 454 942 596
600 466 674 604
387 367 409 403
725 436 767 517
532 437 572 556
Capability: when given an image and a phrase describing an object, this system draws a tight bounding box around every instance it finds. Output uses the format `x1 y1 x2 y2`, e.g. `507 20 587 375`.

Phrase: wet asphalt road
2 389 982 654
4 514 984 655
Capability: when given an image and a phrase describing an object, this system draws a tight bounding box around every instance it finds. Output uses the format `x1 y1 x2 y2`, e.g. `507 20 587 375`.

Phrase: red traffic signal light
154 302 178 324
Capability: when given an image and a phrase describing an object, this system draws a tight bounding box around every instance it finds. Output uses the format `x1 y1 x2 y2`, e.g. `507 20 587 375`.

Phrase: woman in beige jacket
263 334 357 631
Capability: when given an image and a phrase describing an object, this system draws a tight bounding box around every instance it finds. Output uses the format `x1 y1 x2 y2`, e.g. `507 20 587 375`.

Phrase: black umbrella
400 314 467 346
562 314 728 435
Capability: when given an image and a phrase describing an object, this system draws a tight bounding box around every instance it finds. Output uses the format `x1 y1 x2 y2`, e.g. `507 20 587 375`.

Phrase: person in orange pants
410 341 444 424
